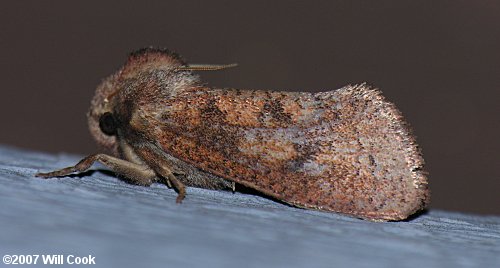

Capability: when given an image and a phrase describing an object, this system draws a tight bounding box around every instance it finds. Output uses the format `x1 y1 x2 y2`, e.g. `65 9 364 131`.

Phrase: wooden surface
0 145 499 267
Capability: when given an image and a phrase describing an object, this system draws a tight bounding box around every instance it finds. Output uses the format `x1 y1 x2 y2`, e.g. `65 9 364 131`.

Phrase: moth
37 47 430 221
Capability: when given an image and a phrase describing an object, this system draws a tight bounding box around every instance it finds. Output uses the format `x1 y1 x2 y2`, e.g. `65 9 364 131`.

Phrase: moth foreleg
36 154 156 186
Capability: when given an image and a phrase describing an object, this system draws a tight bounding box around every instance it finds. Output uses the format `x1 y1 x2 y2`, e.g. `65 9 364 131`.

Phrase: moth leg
133 145 186 203
36 154 156 186
166 169 186 188
162 168 187 188
164 178 173 188
164 171 186 204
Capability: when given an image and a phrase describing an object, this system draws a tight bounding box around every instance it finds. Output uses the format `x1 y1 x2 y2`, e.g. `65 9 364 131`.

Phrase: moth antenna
176 63 238 71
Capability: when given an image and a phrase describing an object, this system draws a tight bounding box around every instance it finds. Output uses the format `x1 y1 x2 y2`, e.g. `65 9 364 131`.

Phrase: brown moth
36 47 430 221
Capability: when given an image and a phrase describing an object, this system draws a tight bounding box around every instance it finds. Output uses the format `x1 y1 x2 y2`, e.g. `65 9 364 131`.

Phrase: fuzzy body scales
40 48 429 221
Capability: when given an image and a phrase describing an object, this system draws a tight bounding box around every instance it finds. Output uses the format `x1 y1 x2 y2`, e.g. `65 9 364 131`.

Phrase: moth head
87 47 237 156
88 73 121 156
86 48 186 155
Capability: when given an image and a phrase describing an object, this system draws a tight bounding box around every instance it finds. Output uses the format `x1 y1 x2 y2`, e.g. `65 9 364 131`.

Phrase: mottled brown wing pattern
136 84 429 221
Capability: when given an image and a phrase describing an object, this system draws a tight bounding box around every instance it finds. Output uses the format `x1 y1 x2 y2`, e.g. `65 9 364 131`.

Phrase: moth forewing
150 83 429 221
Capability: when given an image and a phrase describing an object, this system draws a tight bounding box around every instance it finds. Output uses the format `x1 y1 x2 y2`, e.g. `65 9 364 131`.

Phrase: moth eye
99 112 118 136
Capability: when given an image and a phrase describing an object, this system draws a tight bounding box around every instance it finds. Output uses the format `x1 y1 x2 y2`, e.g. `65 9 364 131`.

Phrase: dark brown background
1 1 498 215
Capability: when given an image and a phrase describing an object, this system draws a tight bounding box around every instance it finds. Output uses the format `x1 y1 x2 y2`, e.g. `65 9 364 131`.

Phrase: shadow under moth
37 47 430 221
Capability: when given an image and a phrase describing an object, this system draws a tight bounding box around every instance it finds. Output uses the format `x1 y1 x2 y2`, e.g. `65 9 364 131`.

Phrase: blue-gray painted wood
0 146 499 268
